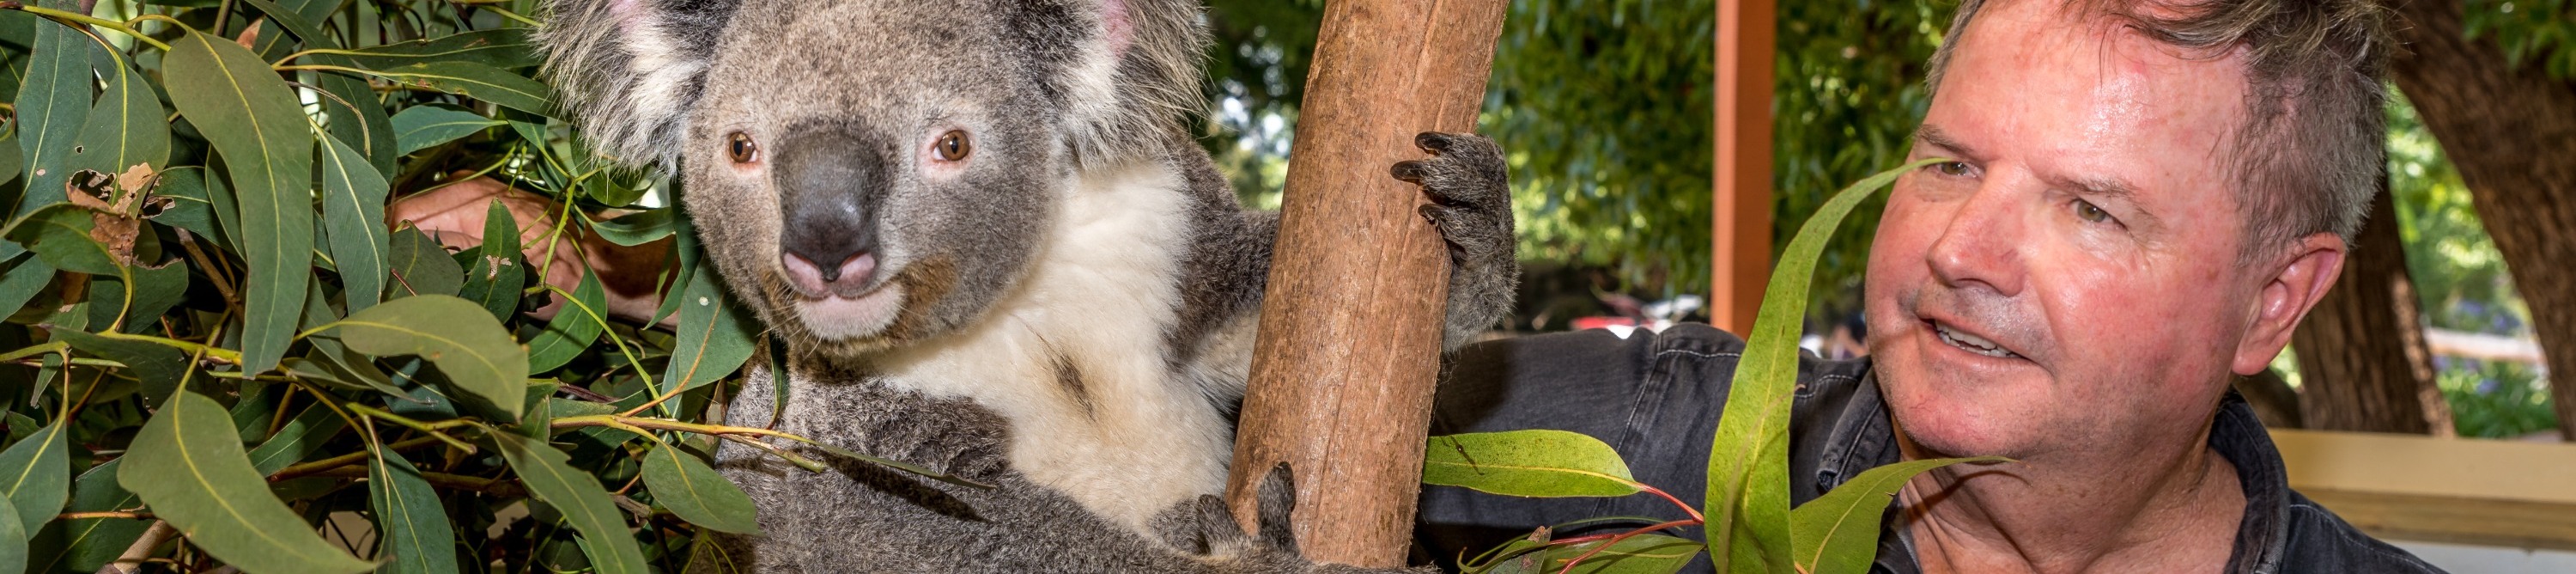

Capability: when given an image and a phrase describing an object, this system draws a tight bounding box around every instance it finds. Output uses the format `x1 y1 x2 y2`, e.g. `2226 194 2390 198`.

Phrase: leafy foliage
0 2 954 571
2464 0 2576 80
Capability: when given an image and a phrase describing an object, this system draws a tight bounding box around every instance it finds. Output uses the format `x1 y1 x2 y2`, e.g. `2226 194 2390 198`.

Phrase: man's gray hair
1924 0 2392 262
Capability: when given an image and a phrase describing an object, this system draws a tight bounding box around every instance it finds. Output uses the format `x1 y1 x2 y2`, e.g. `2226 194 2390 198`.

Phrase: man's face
1866 1 2289 461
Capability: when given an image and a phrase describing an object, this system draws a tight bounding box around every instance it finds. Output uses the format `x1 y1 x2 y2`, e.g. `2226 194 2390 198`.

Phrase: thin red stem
1635 482 1705 523
1554 519 1702 574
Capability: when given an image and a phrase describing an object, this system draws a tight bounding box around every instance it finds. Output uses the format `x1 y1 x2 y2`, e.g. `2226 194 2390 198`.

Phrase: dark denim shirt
1416 324 2444 573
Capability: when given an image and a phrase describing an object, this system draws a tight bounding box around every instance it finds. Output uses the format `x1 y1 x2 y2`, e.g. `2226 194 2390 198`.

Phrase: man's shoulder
2273 489 2448 573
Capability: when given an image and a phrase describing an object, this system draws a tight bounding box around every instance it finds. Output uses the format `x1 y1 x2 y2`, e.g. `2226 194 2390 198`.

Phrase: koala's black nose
772 122 891 297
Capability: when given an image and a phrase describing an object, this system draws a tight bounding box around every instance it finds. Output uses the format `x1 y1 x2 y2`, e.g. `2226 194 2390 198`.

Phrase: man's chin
789 283 908 342
1876 346 2050 460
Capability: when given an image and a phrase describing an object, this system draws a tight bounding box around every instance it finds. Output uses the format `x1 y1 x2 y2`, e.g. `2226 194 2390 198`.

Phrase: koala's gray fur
541 0 1512 570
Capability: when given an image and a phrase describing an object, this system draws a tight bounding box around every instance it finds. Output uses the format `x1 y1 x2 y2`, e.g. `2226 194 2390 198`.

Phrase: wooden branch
1222 0 1508 566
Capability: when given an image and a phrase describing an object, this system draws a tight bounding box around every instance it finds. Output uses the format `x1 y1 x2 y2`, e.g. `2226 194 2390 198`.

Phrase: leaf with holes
458 199 526 321
10 0 97 224
64 51 169 180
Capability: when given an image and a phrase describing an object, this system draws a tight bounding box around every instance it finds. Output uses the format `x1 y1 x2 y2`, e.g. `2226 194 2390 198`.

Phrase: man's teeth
1935 322 2019 358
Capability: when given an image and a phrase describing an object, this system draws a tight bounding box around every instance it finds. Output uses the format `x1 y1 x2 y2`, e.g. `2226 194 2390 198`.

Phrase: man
1418 0 2439 571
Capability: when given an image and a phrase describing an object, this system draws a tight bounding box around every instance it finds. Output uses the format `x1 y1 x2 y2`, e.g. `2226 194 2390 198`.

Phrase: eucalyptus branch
301 465 526 498
0 2 173 52
716 434 825 473
58 511 151 521
270 436 446 482
346 404 479 453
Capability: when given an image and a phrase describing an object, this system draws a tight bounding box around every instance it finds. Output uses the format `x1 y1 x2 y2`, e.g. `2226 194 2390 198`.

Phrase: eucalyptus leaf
1485 534 1698 574
0 119 21 186
391 105 503 156
1704 159 1939 572
458 199 526 321
490 433 648 574
64 52 170 179
383 61 556 117
0 255 55 321
150 168 224 247
527 269 610 374
86 261 187 333
591 209 677 247
49 327 186 405
337 28 541 70
165 29 317 375
389 226 465 297
4 204 120 275
324 294 528 419
1422 430 1643 498
243 405 349 475
0 418 65 535
641 443 760 534
118 392 374 574
30 459 147 572
317 133 391 311
368 447 458 574
1789 456 2007 574
0 490 27 574
10 1 97 223
661 260 756 399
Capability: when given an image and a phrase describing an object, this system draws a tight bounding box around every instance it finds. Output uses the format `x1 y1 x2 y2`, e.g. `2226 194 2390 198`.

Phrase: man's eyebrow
1913 125 1978 160
2061 174 2139 203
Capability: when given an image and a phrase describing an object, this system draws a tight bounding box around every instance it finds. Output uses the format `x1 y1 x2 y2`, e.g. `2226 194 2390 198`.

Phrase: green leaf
390 105 503 156
1422 430 1642 498
118 392 374 574
368 447 458 574
0 254 56 320
150 168 225 247
1704 159 1938 573
87 261 188 333
50 327 187 405
489 433 647 574
458 199 526 321
641 443 760 534
389 226 465 297
591 209 676 247
325 294 528 419
1485 534 1698 574
661 262 756 400
4 204 120 275
243 405 349 475
0 418 65 535
166 29 317 375
527 269 610 374
0 118 21 187
10 2 97 223
31 459 148 572
0 487 28 574
1789 456 2007 574
236 0 338 56
384 61 556 117
337 28 541 70
64 51 170 179
317 133 392 311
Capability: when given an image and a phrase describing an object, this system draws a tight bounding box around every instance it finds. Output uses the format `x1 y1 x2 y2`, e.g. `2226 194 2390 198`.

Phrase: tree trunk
1222 0 1509 566
2291 185 2453 436
2388 0 2576 441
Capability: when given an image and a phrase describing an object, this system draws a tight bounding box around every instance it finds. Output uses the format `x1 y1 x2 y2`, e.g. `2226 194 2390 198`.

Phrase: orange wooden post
1713 0 1777 335
1222 0 1509 567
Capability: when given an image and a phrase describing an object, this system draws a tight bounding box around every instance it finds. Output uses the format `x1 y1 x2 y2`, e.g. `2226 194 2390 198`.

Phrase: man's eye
1932 162 1973 177
2074 199 2114 223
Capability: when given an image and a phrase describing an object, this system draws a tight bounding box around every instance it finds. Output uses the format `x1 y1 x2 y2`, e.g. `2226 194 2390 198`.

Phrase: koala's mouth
779 265 908 342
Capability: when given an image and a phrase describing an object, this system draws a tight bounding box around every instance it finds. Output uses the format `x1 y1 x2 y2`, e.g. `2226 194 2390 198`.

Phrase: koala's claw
1394 131 1519 351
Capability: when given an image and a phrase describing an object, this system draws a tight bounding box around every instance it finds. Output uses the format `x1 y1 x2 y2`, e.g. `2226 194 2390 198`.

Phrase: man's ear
2233 231 2348 376
536 0 743 170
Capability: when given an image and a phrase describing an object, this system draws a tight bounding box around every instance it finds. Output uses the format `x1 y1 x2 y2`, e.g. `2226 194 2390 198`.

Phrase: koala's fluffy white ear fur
1052 0 1208 168
538 0 740 170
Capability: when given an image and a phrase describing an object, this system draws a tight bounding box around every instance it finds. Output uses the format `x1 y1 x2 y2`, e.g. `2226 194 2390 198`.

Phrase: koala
541 0 1513 570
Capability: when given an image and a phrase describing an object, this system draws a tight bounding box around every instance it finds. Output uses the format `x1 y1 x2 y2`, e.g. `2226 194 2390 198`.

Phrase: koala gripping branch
1222 0 1510 567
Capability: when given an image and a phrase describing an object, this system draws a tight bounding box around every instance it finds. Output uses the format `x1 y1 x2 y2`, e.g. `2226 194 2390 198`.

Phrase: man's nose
1923 180 2027 296
773 121 890 297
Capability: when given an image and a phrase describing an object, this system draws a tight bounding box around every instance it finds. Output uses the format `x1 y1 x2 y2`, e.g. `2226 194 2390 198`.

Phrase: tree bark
2388 0 2576 440
2291 185 2453 436
1222 0 1508 566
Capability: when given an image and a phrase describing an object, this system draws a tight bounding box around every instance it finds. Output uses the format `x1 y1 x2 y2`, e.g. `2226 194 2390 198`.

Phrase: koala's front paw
1159 464 1431 573
838 392 1012 483
1392 131 1518 351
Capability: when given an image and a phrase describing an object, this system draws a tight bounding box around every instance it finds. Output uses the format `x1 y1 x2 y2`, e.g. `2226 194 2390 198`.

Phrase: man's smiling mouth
1931 320 2021 359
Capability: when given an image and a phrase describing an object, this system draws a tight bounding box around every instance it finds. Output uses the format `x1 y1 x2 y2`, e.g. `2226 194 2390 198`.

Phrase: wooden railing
2274 429 2576 550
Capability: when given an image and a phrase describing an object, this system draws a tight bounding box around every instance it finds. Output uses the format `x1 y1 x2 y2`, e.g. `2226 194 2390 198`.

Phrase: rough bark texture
2389 0 2576 440
1222 0 1509 566
2291 186 2452 436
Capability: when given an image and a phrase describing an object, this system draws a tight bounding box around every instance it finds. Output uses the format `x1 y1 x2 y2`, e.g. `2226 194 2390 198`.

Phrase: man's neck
1894 430 2247 574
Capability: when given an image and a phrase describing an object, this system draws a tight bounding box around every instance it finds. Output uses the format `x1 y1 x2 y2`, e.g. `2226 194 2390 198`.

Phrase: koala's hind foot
1156 464 1435 574
1393 131 1519 350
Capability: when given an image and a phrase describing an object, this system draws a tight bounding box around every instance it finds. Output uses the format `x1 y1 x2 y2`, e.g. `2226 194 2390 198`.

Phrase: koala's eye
727 132 760 164
934 131 972 162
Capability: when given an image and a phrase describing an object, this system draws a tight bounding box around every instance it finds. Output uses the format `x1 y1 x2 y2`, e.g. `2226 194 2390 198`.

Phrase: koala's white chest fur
869 161 1234 532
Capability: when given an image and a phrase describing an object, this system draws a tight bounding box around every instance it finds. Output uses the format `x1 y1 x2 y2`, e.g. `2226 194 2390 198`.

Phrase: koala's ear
538 0 743 170
1047 0 1209 166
